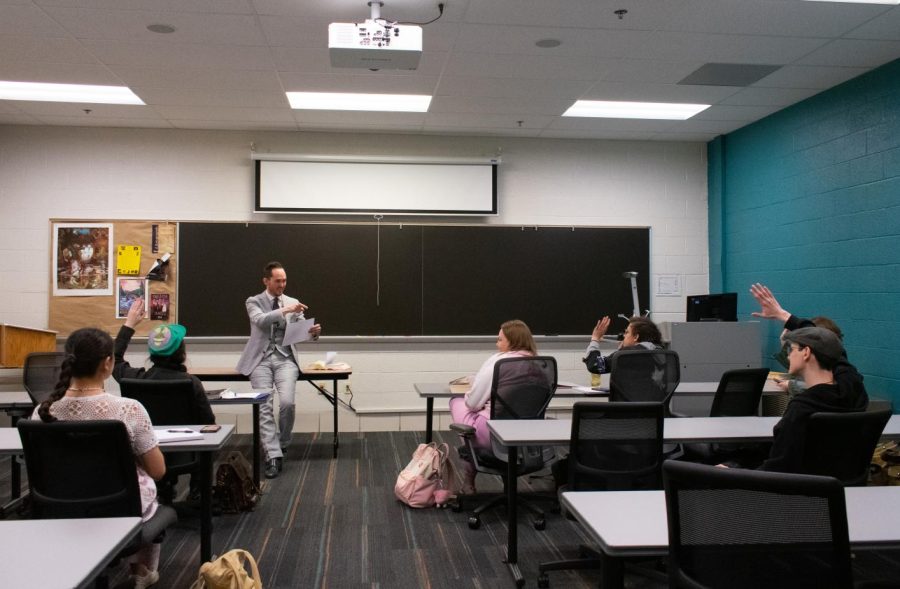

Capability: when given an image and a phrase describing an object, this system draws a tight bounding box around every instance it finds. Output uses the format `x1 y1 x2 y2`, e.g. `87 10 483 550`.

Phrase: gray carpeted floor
3 431 900 588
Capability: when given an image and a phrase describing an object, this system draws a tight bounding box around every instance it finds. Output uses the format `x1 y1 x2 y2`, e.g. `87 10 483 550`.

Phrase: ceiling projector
329 20 422 70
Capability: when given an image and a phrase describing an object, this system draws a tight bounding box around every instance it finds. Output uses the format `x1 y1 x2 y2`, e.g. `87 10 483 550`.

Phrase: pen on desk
166 429 195 433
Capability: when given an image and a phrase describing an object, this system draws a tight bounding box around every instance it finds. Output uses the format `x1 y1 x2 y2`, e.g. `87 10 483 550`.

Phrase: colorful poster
116 277 148 319
150 293 170 321
116 244 142 276
52 223 114 296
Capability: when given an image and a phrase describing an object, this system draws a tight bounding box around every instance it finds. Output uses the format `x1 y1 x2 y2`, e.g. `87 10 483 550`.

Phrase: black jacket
113 326 215 425
758 315 868 473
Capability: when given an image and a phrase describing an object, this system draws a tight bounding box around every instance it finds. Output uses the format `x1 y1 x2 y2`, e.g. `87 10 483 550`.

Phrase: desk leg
200 451 214 564
600 553 624 589
425 398 434 444
332 380 339 458
252 404 261 488
503 445 525 587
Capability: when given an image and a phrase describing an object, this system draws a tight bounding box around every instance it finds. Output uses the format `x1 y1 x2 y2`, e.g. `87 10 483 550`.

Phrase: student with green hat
113 297 216 502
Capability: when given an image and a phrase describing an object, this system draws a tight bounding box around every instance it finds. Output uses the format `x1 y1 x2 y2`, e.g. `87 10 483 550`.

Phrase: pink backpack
394 442 454 508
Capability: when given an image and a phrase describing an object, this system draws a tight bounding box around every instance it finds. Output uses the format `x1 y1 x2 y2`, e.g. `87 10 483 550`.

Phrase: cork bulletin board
49 220 177 337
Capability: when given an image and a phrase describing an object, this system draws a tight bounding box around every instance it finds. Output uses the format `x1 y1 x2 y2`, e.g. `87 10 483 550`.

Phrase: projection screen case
254 157 498 215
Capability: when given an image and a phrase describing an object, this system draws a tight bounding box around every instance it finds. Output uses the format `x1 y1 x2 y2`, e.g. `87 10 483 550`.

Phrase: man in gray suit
237 261 321 479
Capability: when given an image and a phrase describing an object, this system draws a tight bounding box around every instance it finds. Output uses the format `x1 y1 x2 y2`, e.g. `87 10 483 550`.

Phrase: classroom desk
561 486 900 589
414 379 784 444
413 382 609 444
207 392 270 488
0 390 33 504
486 414 900 587
0 516 142 589
0 424 234 565
193 367 351 458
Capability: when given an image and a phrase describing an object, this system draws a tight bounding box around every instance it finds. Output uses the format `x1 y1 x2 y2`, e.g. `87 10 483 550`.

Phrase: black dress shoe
265 458 282 479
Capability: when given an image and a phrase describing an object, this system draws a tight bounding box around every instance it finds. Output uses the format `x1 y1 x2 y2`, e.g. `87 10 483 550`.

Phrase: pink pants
449 397 492 450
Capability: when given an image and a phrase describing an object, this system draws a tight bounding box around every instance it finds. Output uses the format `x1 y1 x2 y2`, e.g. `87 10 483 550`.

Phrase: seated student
35 327 166 589
750 283 861 396
113 297 215 502
449 319 537 493
756 326 868 473
582 315 662 375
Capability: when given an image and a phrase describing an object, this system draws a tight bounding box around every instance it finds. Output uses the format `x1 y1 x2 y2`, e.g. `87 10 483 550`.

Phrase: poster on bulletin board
49 220 178 337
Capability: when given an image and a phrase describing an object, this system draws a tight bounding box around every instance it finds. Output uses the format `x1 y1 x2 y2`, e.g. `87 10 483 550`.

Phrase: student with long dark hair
36 327 165 589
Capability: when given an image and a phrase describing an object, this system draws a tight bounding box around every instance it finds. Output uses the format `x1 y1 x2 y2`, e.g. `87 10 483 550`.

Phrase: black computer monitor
686 292 738 322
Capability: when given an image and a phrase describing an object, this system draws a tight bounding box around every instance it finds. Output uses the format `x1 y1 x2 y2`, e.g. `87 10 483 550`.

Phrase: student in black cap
757 326 868 473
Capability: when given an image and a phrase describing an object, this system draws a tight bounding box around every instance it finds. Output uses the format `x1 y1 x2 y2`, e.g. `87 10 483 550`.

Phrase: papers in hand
156 428 203 443
283 317 316 345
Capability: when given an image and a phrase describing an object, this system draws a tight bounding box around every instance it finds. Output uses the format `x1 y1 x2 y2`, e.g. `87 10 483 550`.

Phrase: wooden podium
0 325 58 368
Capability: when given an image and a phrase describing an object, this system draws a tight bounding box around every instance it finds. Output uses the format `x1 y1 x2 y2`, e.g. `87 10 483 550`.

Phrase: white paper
156 429 203 443
283 317 315 345
325 351 337 365
220 389 269 400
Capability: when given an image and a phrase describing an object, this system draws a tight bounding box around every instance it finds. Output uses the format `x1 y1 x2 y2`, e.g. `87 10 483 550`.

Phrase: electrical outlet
343 383 352 395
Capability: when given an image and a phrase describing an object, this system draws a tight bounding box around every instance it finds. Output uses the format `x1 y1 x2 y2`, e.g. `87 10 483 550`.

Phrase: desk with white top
486 414 900 587
0 424 233 565
561 486 900 589
0 517 142 589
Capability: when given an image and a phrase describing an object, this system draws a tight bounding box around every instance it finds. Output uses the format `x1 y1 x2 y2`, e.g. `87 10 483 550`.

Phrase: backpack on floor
213 451 260 513
190 549 262 589
394 442 453 508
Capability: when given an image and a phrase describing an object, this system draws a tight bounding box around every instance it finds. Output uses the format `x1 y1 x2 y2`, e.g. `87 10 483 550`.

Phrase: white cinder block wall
0 125 708 433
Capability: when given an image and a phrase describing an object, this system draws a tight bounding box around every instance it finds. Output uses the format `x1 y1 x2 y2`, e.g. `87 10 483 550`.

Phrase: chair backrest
609 349 680 412
18 419 142 519
23 352 65 405
709 367 770 417
489 356 557 421
801 409 891 486
119 378 198 425
663 460 853 589
568 401 664 491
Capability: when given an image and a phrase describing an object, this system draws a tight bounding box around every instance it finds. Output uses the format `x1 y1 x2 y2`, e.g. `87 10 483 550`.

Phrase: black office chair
683 367 770 464
450 355 557 531
120 378 202 504
663 460 853 589
538 401 664 588
23 351 65 405
17 419 177 589
609 349 680 415
800 409 892 487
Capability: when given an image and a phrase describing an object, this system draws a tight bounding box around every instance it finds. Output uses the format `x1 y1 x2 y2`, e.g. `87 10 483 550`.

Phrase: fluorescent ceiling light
287 92 431 112
563 100 710 120
0 81 144 105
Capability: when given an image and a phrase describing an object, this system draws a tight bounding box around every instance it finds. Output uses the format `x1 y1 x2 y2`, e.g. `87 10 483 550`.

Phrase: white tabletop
488 414 900 446
0 424 234 454
561 486 900 557
0 517 141 588
0 390 32 409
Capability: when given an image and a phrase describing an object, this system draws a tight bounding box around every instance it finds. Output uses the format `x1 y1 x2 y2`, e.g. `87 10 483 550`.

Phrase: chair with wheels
17 419 177 589
450 355 557 531
663 460 853 589
800 409 892 487
119 378 202 504
537 401 664 588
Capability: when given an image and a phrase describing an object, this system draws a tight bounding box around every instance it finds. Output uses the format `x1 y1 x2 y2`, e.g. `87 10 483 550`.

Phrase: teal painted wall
709 58 900 408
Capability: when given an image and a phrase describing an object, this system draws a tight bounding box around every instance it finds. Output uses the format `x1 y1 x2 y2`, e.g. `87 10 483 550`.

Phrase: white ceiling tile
132 87 289 109
752 65 868 89
108 67 284 92
424 112 554 129
0 35 99 65
0 4 68 36
462 0 690 31
153 105 295 123
0 113 42 124
34 0 254 14
632 31 828 64
693 104 783 122
31 115 174 128
719 86 821 107
445 51 613 81
42 6 269 45
79 39 276 69
292 110 426 126
0 63 118 85
428 96 573 116
579 82 741 103
541 128 658 141
9 100 161 118
278 72 438 94
796 39 900 68
601 60 707 85
434 76 593 100
548 117 679 133
452 24 654 60
846 6 900 41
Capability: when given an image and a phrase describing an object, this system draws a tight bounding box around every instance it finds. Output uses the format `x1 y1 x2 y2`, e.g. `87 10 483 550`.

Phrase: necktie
272 296 280 311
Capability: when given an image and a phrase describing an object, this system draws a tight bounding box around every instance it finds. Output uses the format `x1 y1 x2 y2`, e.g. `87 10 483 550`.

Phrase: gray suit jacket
236 291 303 375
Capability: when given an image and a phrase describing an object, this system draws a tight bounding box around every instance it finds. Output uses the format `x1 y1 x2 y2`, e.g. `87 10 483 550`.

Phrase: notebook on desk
205 388 225 400
449 375 471 394
156 429 204 443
